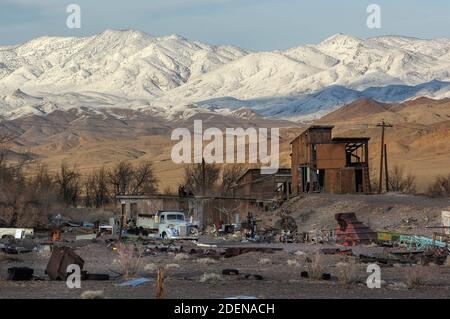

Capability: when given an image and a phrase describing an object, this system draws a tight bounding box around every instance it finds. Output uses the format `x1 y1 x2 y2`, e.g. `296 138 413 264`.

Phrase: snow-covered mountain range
1 29 450 122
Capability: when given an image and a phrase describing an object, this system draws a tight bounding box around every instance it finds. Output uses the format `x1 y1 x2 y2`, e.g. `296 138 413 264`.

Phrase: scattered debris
224 247 281 258
299 271 331 281
118 277 152 287
82 273 110 281
417 248 448 266
46 246 84 280
195 243 218 248
319 248 352 255
335 213 377 246
144 244 183 255
8 267 34 281
2 244 33 254
359 253 412 266
242 274 264 280
222 269 239 276
75 233 97 241
0 228 34 239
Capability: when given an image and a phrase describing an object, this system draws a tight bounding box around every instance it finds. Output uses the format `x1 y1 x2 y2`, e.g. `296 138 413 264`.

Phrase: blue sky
1 0 450 50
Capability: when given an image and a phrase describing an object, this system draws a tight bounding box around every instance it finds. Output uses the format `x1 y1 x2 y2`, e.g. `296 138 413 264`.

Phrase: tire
161 232 167 239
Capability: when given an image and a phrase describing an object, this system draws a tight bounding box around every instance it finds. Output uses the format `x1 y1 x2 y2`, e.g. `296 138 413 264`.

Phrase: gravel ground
1 239 450 299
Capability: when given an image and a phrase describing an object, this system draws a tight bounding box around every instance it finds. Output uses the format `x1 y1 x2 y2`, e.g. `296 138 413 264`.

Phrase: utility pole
201 157 206 196
377 120 392 193
384 144 389 192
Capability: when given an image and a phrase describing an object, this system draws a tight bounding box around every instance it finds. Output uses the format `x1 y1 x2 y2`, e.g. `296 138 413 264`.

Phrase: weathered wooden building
232 168 292 215
291 125 371 194
116 194 249 231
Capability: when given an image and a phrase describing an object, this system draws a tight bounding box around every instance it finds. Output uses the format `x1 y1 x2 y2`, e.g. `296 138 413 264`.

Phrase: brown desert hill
2 97 449 191
317 97 450 191
319 98 392 122
3 107 300 189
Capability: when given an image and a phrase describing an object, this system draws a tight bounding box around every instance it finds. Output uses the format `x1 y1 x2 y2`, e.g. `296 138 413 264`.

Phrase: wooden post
364 143 371 193
156 267 165 299
201 157 206 196
376 120 392 193
384 144 389 192
119 202 125 239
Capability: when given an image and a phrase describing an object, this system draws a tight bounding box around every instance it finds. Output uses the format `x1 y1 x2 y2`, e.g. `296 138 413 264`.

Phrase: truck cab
135 210 198 239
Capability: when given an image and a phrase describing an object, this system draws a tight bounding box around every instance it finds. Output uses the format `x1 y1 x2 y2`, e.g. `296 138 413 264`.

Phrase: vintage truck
134 210 199 239
0 228 34 239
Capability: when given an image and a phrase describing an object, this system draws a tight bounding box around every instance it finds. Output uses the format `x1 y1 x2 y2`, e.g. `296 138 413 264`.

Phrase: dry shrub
174 253 190 261
196 258 217 265
258 258 272 265
445 256 450 267
427 174 450 197
305 253 324 280
199 273 222 283
165 263 180 270
144 263 157 272
388 166 417 194
405 267 426 288
287 259 301 267
81 290 104 299
114 242 143 277
294 251 306 256
336 260 359 284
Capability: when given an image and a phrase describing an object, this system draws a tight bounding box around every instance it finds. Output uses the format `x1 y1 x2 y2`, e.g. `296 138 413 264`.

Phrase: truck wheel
161 232 167 239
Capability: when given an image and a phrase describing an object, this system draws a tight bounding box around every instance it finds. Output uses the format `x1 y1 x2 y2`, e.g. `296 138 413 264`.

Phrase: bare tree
183 162 220 195
94 167 109 207
108 161 158 200
56 163 81 206
84 167 110 207
83 172 96 207
0 133 59 226
108 161 134 197
131 161 158 194
0 160 26 227
221 164 246 196
29 164 57 205
388 166 417 194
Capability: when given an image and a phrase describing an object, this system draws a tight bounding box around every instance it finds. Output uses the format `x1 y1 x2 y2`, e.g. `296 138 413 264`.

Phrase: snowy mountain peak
319 33 363 47
1 31 450 122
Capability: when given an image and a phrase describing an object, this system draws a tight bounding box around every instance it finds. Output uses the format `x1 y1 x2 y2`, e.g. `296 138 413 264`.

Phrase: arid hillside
318 97 450 191
1 97 449 192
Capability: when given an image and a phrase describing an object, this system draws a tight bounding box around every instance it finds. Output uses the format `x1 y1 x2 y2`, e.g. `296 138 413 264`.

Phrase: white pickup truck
0 228 34 239
135 211 199 239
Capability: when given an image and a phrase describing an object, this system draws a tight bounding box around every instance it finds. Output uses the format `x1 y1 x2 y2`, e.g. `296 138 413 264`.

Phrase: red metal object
334 213 377 246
